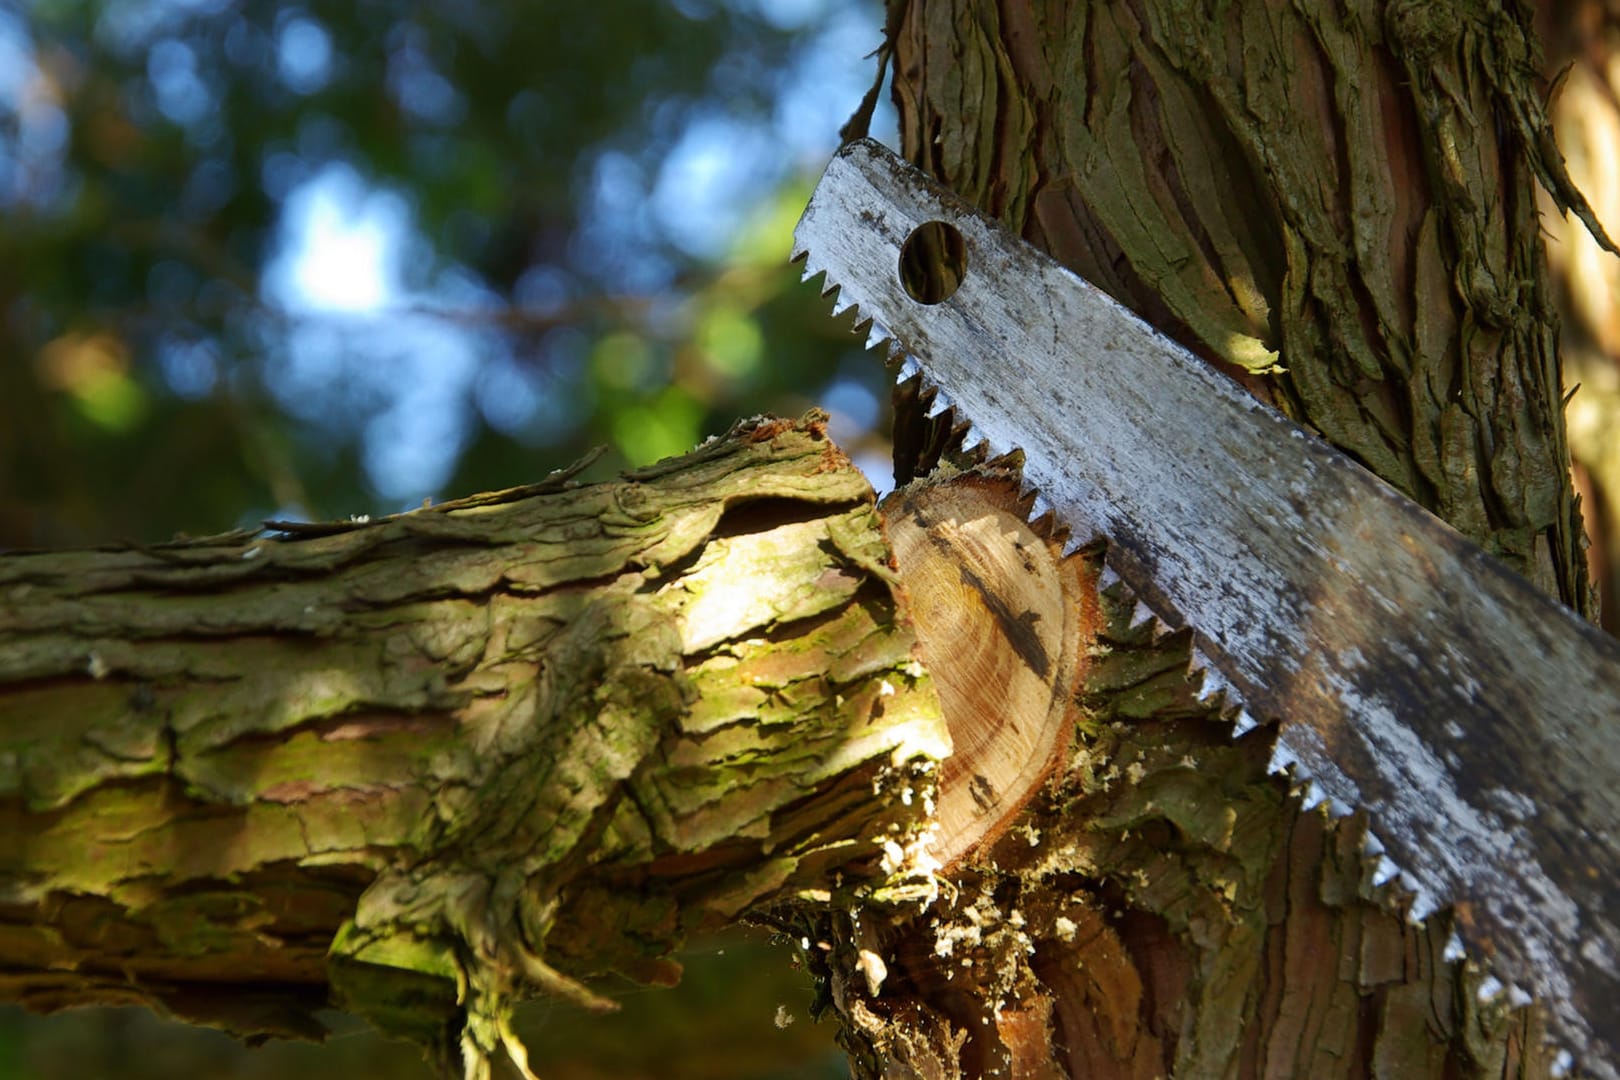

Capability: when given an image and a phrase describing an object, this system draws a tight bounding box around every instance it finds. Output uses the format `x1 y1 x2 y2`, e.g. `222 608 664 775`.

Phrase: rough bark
802 585 1554 1078
803 1 1599 1077
0 415 968 1077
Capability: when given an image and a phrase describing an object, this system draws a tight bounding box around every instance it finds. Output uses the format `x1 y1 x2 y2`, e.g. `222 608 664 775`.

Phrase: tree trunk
804 2 1600 1077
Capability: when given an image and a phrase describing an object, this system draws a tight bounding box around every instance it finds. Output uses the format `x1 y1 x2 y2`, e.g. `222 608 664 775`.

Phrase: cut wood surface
804 563 1561 1080
883 465 1095 867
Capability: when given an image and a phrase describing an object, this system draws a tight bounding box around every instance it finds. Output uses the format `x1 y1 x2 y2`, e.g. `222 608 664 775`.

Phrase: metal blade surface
795 138 1620 1076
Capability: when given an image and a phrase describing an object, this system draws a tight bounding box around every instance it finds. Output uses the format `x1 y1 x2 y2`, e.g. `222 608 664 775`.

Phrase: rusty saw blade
794 137 1620 1076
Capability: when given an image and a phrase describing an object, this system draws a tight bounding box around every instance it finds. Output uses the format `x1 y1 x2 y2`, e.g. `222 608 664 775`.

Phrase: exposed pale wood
0 413 1126 1079
881 466 1095 867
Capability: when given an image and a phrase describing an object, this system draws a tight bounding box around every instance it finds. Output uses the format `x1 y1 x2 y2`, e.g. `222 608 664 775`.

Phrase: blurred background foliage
0 0 895 1075
0 0 897 553
1542 0 1620 632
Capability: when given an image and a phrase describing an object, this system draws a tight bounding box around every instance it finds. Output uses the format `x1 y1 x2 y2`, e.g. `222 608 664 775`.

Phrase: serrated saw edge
809 249 1452 928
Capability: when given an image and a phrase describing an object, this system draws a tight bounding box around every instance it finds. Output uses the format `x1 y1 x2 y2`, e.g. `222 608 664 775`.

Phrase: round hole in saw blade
899 220 967 304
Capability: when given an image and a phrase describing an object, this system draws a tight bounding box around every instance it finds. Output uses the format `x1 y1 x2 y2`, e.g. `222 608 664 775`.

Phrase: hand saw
793 138 1620 1077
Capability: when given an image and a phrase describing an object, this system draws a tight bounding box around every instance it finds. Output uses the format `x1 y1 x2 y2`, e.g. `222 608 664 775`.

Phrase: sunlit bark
0 416 957 1076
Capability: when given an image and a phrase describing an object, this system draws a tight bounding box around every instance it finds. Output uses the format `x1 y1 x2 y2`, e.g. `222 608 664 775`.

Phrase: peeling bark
0 413 1107 1078
2 3 1604 1077
1538 0 1620 633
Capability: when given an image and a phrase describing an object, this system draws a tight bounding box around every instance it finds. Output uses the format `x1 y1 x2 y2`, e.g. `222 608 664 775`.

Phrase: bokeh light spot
147 38 211 127
592 331 661 392
36 331 149 432
277 16 333 95
697 305 763 379
613 388 703 465
822 377 879 443
263 165 404 313
159 339 220 400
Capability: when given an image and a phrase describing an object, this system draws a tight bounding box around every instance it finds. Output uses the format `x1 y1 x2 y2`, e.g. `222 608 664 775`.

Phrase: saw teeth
1096 563 1122 590
960 424 989 457
896 356 921 382
1183 644 1270 747
854 317 894 361
1295 779 1325 810
1194 657 1228 702
925 388 953 419
1267 741 1299 775
1363 831 1386 856
1328 797 1355 817
1371 854 1399 887
1407 887 1438 924
850 312 897 357
1027 492 1054 524
1128 598 1157 631
1552 1049 1575 1077
1475 975 1506 1004
1443 931 1467 962
1507 984 1534 1008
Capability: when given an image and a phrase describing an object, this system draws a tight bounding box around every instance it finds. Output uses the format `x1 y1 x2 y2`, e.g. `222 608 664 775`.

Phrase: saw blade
794 138 1620 1076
